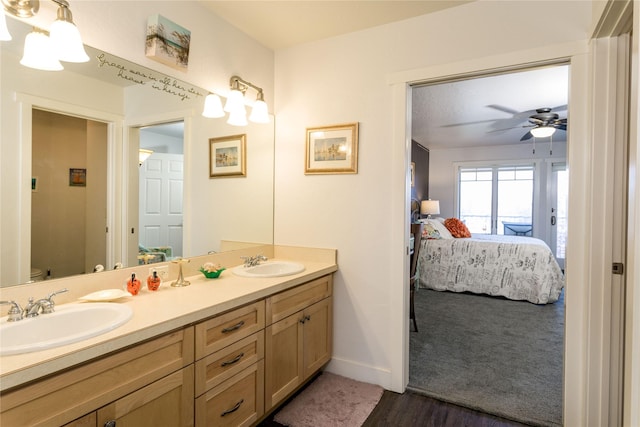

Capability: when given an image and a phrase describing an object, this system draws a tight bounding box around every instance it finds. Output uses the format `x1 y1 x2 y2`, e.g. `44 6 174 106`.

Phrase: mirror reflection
0 17 275 287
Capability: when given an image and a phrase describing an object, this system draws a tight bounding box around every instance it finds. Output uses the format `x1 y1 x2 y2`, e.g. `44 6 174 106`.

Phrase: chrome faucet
240 255 268 267
1 288 69 320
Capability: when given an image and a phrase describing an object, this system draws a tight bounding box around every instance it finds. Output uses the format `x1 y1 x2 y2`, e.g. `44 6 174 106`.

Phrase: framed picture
69 168 86 187
305 123 359 174
145 14 191 71
209 134 247 178
31 177 38 192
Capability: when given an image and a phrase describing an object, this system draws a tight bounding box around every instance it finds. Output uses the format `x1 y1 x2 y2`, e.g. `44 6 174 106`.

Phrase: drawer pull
221 352 245 367
221 320 245 333
221 398 244 417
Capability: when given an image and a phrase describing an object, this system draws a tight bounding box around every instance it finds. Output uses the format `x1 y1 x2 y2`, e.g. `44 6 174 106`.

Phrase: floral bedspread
418 235 564 304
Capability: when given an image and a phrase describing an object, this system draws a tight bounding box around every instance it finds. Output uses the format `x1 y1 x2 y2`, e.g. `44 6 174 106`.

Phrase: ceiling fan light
530 126 556 138
20 29 63 71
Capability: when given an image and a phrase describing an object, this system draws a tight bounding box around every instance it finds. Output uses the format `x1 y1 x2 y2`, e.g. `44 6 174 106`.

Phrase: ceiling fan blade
520 131 533 141
441 118 503 128
486 104 522 115
556 124 567 131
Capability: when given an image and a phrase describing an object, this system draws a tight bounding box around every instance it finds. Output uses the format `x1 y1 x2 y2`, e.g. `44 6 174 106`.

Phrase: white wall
273 0 591 390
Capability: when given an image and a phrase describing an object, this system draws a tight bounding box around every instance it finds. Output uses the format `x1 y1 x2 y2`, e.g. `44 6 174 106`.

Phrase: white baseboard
324 357 395 391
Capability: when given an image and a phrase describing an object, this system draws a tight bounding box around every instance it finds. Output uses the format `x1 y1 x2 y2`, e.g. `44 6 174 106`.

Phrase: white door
139 153 184 258
548 162 567 270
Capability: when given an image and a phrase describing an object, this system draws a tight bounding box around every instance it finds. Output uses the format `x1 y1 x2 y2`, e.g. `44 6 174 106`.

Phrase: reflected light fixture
202 93 224 118
139 149 153 166
205 75 270 126
530 125 556 138
420 199 440 219
20 28 63 71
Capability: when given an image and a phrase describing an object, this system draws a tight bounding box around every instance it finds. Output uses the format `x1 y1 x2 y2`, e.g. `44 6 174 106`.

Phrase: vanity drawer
266 275 332 325
195 331 264 396
195 360 264 427
195 300 265 359
1 327 194 427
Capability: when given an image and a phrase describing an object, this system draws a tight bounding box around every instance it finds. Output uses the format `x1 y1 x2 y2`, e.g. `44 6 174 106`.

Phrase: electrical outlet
149 266 169 280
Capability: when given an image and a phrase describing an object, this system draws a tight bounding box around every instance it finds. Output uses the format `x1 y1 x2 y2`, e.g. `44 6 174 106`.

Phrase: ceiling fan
518 107 567 141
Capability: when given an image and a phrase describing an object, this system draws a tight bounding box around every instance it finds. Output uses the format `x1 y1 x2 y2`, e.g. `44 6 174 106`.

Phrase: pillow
419 218 453 239
422 223 442 239
444 217 471 238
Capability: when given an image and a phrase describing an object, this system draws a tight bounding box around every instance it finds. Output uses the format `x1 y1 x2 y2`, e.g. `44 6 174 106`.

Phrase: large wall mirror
0 17 274 287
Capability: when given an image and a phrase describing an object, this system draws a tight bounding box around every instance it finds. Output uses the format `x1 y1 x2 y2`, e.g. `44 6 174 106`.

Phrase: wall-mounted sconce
139 149 153 166
1 0 89 70
202 75 270 126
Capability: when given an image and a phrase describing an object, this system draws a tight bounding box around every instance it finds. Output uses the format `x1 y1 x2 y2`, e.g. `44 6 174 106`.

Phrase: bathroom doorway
137 121 185 264
31 109 108 279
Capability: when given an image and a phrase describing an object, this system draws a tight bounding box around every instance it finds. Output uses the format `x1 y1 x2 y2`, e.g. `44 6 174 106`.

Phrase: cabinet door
96 366 194 427
302 298 332 380
264 313 303 410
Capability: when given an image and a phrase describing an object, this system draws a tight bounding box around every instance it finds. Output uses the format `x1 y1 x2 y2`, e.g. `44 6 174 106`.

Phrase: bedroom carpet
273 372 384 427
409 288 564 427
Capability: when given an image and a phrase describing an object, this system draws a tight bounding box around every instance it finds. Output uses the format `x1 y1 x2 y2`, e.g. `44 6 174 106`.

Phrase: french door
548 163 567 270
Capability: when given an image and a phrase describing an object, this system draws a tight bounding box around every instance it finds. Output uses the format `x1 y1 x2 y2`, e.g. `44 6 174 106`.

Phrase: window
458 165 534 235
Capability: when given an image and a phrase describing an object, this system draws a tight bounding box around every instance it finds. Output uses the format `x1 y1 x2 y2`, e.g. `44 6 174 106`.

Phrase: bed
417 220 564 304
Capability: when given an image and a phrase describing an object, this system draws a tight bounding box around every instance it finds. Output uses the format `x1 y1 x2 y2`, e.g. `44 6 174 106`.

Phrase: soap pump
147 270 161 291
127 273 141 295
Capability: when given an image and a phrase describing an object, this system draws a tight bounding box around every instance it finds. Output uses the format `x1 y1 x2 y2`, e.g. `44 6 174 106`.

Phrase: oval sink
232 260 305 278
0 303 133 356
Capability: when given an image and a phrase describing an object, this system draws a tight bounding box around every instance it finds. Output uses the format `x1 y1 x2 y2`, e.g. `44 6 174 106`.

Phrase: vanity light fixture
205 75 270 126
2 0 88 69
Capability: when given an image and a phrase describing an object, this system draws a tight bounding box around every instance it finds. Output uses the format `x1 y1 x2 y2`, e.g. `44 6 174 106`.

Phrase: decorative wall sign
209 134 247 178
145 14 191 71
69 168 87 187
305 123 359 174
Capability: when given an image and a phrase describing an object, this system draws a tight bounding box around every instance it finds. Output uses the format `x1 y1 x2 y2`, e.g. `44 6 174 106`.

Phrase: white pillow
419 218 453 239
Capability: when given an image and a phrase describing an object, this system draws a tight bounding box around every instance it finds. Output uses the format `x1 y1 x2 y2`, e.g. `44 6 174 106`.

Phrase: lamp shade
49 4 89 62
530 126 556 138
20 30 63 71
202 93 224 118
227 108 248 126
224 89 245 113
249 99 269 123
420 199 440 216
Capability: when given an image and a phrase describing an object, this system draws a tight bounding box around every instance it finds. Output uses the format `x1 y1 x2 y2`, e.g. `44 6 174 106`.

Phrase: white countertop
0 257 337 392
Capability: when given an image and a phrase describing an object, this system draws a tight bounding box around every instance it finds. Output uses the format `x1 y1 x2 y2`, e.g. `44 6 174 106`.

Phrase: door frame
388 38 626 426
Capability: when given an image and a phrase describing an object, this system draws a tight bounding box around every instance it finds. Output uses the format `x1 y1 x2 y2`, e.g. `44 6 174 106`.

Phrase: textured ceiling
412 65 569 149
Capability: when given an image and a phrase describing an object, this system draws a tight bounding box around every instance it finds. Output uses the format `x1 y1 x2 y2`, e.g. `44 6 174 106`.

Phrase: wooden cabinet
194 301 265 426
1 328 194 427
1 273 333 427
264 276 333 410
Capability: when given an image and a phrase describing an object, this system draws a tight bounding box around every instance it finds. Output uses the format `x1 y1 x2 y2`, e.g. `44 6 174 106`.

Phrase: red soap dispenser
127 273 141 295
147 270 162 291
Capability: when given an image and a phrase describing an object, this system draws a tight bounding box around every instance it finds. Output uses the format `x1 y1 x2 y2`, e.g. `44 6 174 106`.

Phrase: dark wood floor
258 390 531 427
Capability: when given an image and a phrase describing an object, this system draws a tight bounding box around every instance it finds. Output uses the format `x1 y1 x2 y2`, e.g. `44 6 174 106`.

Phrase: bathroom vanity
0 245 336 426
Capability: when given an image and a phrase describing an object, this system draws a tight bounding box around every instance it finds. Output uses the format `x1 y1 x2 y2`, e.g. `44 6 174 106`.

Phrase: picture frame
209 134 247 178
305 123 359 174
69 168 86 187
145 14 191 71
